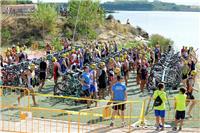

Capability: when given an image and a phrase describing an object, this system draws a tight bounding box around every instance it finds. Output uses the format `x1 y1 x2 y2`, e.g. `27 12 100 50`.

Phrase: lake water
111 11 200 58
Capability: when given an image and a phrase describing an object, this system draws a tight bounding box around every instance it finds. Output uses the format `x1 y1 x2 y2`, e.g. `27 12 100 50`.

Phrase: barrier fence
0 86 30 108
78 100 145 133
0 86 200 132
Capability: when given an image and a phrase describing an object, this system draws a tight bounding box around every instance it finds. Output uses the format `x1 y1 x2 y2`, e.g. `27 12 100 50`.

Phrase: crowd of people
1 44 28 66
0 38 199 131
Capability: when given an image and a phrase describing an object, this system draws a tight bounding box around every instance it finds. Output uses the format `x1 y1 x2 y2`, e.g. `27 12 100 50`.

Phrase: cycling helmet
99 62 105 68
191 70 197 76
61 53 66 58
7 48 11 52
29 64 35 70
52 57 57 62
65 52 69 57
90 63 97 69
114 67 121 74
115 57 119 61
120 57 124 62
109 58 115 63
184 60 188 65
71 49 75 53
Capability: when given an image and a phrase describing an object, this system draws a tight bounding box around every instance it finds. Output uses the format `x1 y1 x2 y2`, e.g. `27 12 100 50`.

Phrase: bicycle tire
7 72 20 86
56 82 70 93
46 67 53 79
54 82 63 94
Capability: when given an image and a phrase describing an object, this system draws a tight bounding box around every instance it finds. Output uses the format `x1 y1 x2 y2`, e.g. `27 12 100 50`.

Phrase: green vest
175 93 187 111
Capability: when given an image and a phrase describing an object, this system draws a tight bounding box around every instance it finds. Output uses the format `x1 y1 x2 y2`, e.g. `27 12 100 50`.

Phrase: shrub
148 34 174 51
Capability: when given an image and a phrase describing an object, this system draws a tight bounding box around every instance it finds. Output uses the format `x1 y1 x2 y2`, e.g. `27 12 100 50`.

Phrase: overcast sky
32 0 200 6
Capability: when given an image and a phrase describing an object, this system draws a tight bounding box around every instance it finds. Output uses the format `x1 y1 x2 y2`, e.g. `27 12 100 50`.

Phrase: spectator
110 75 127 127
153 83 167 131
173 88 187 131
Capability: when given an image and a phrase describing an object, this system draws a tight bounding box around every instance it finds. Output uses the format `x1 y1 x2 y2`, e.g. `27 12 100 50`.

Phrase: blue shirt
81 72 90 91
112 82 126 101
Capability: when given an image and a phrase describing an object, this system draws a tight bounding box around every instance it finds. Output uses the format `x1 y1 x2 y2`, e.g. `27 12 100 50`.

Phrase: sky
31 0 200 6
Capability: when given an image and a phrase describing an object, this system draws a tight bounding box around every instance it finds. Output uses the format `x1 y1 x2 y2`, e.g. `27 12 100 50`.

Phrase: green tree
1 0 16 5
1 28 11 45
16 0 32 4
148 34 173 51
68 0 105 41
32 4 58 38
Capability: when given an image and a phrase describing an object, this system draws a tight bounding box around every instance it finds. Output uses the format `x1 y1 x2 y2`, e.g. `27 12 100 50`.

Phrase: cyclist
110 67 121 87
18 64 37 106
45 43 52 55
107 58 116 94
5 48 13 65
52 57 62 86
38 57 47 92
70 49 78 70
181 60 190 86
136 59 141 85
140 63 148 96
0 55 3 67
122 53 129 86
80 66 91 108
97 62 107 99
154 44 161 63
59 54 68 74
89 63 98 107
107 58 116 81
149 48 155 67
186 70 198 118
115 57 121 68
83 48 91 64
18 48 26 63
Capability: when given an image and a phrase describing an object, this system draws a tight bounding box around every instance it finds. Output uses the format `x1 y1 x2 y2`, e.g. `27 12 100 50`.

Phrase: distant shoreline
102 1 200 13
106 10 200 13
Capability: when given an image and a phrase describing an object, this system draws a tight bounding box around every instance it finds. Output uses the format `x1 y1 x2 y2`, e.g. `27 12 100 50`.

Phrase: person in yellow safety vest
172 88 187 131
153 83 167 131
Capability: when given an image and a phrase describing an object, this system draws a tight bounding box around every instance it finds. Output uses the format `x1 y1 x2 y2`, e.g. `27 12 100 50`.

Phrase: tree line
101 1 200 12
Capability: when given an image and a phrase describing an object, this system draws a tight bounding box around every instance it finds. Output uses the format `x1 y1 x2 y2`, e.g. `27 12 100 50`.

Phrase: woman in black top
38 58 47 92
97 62 107 99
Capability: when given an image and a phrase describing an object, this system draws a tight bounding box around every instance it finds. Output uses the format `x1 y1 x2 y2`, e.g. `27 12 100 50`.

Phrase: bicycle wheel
7 72 20 86
54 82 64 95
58 81 70 92
46 66 53 79
46 61 53 79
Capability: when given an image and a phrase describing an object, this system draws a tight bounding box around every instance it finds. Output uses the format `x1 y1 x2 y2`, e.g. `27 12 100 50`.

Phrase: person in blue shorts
89 63 98 107
80 66 91 108
153 83 167 131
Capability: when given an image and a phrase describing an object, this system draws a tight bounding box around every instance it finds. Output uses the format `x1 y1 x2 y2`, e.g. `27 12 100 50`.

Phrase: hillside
102 1 200 12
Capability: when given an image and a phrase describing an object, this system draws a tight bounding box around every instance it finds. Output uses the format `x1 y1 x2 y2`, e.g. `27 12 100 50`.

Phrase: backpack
154 93 163 107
